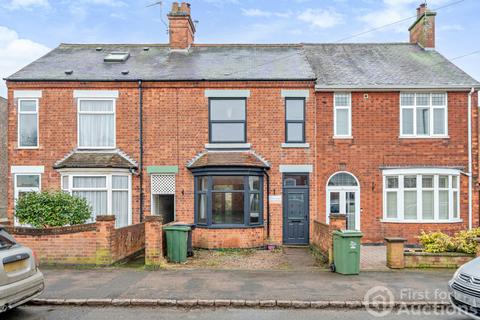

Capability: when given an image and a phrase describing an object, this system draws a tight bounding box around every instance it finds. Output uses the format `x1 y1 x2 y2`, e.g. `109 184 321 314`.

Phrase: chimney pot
409 3 436 49
168 2 195 50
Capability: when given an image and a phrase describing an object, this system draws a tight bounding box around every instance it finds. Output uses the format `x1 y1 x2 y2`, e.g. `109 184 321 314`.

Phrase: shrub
418 228 480 254
15 191 92 228
418 231 456 253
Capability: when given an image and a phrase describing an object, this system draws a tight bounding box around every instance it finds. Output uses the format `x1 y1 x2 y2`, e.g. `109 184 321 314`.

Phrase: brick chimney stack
168 2 195 50
409 3 437 49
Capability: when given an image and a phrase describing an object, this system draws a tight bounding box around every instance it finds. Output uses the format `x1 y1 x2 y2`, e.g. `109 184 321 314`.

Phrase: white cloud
297 8 344 28
82 0 126 7
358 0 448 34
241 8 292 18
439 24 464 31
4 0 49 10
0 26 50 97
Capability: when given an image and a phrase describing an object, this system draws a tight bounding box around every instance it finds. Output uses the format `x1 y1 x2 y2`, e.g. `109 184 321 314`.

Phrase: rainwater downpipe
468 87 474 230
264 169 271 239
139 80 144 222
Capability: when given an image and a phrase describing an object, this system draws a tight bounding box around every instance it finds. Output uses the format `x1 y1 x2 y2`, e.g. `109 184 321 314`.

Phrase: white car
0 226 44 312
449 257 480 319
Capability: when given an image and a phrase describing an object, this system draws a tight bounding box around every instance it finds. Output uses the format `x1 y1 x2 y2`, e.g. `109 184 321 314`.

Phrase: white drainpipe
468 88 475 230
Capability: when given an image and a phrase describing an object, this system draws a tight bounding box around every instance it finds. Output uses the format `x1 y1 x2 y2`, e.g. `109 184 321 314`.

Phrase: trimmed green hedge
15 191 92 228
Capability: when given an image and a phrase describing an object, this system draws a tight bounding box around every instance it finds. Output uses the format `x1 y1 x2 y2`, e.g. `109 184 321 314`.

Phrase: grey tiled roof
304 43 479 89
6 43 479 88
187 151 270 169
53 149 138 170
7 44 315 82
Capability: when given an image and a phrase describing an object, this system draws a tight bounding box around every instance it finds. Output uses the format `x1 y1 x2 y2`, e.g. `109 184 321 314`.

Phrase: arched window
328 172 358 187
326 172 360 230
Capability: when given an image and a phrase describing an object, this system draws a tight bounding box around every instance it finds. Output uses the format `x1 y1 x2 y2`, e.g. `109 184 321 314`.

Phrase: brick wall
192 227 265 249
0 97 7 221
404 252 473 268
316 91 479 243
5 81 479 246
6 216 145 266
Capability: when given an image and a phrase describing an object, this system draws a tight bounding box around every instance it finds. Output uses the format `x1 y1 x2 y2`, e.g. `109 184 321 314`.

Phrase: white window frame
14 173 41 226
382 169 461 223
400 92 448 138
77 98 116 149
61 171 132 227
333 92 352 138
17 98 39 149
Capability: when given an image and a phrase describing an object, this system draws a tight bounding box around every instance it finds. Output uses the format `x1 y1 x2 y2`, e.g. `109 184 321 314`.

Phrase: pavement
4 306 469 320
37 267 455 303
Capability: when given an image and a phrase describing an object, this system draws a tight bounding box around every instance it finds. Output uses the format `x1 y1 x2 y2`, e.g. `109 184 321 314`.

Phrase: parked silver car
449 258 480 319
0 226 44 312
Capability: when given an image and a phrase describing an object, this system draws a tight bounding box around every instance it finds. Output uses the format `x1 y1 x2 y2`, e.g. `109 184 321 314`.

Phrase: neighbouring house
0 96 7 222
4 2 480 247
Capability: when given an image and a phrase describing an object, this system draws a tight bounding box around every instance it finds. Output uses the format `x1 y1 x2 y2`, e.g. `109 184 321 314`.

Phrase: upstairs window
78 99 115 148
285 98 305 143
209 98 246 143
334 93 352 138
18 99 38 148
400 93 447 137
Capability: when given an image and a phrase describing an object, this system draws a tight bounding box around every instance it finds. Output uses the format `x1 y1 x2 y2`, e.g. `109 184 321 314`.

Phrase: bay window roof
187 151 270 169
54 149 137 170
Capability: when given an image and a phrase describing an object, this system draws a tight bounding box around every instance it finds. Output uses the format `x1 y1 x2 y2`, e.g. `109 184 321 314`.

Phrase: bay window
78 99 115 148
194 173 263 227
62 173 131 228
383 169 460 222
400 93 447 137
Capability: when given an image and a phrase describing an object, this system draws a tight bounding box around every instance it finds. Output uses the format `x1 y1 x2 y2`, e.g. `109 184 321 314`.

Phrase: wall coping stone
96 215 116 221
385 237 407 243
6 223 96 235
144 215 163 222
404 251 474 257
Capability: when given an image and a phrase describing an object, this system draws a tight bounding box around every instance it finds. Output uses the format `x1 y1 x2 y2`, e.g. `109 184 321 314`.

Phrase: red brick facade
5 81 479 247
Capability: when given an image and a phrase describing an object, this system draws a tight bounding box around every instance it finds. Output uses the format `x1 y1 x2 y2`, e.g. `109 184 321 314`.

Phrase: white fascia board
11 166 45 174
315 85 480 92
382 167 460 175
279 165 313 173
13 90 42 99
73 90 119 99
281 90 310 98
205 90 250 98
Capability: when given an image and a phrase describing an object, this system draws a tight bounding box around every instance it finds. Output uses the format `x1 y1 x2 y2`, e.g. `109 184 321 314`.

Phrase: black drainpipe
264 168 270 239
138 80 144 222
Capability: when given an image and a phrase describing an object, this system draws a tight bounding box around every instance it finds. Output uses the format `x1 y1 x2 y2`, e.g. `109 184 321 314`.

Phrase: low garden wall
192 226 265 249
385 237 480 269
5 215 155 266
311 214 347 264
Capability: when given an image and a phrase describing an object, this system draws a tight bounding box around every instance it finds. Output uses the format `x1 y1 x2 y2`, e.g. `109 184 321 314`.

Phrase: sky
0 0 479 97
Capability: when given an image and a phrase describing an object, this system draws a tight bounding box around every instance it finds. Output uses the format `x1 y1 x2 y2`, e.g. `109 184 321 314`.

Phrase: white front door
326 189 360 230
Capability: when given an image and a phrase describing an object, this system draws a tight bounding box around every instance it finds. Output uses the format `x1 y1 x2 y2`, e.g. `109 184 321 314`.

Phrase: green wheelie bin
332 230 363 275
163 225 191 263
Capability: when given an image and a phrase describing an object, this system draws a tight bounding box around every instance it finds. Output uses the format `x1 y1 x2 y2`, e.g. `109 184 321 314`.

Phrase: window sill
195 224 264 229
205 143 251 150
380 219 463 224
333 136 353 139
77 147 117 150
399 136 450 140
17 147 39 150
281 143 310 149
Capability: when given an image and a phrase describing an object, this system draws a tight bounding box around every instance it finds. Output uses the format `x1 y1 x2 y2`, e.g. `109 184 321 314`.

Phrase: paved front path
39 268 454 302
361 245 389 271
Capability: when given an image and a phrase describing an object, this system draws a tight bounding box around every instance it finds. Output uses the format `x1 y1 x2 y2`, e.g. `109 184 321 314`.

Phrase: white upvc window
14 173 41 226
400 93 448 137
62 172 131 228
77 99 116 149
383 169 460 223
334 92 352 138
18 99 39 148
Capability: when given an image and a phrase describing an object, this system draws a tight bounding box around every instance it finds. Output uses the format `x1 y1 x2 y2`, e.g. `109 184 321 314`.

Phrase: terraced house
4 2 480 247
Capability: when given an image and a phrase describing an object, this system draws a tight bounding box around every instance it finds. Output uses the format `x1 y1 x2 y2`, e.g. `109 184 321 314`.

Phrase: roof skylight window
104 52 130 62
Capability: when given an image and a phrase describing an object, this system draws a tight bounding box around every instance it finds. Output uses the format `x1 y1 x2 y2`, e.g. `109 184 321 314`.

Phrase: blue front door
283 174 309 245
